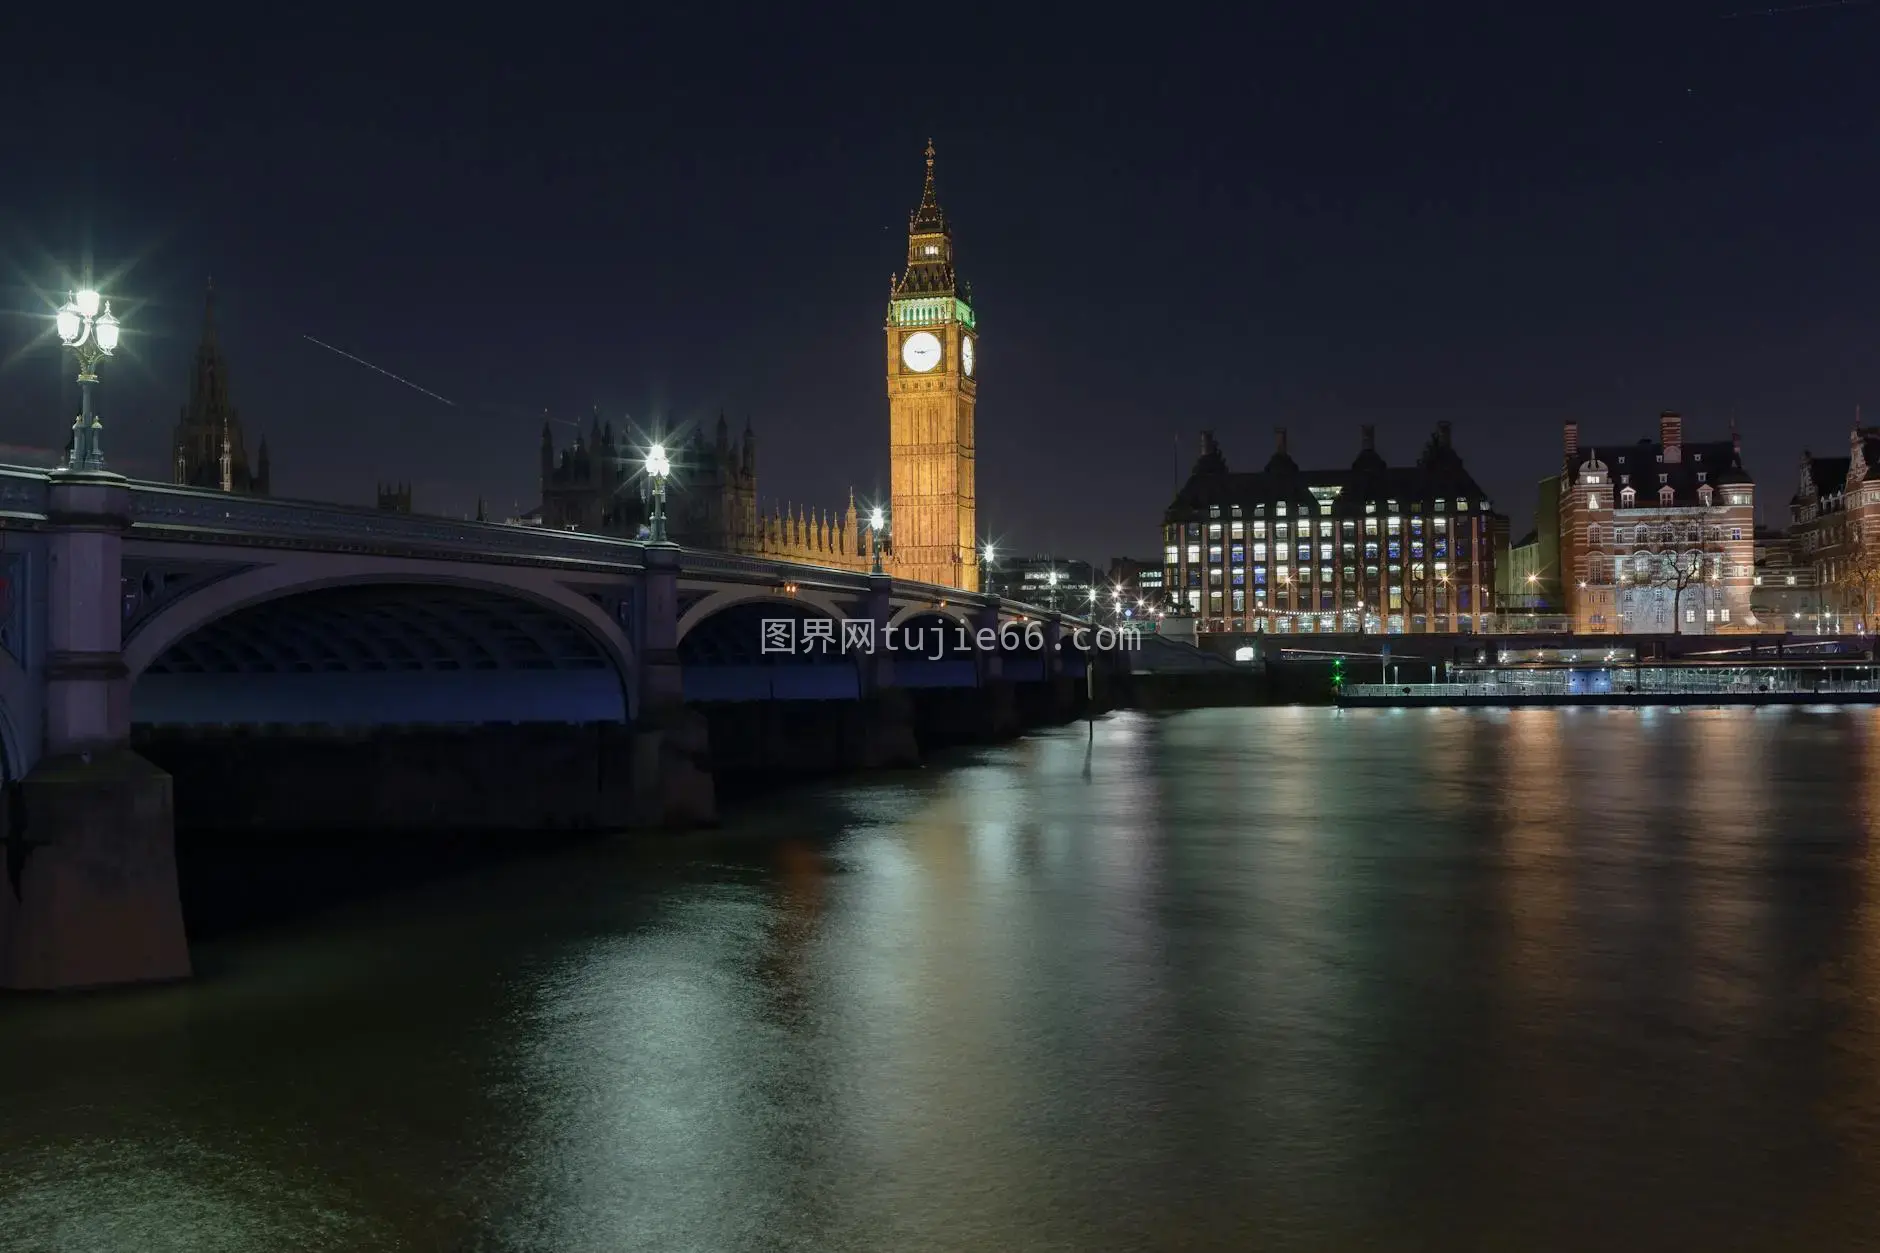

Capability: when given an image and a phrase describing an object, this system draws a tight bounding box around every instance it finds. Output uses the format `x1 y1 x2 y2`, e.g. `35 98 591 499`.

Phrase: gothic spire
894 140 960 303
201 278 217 348
910 138 944 233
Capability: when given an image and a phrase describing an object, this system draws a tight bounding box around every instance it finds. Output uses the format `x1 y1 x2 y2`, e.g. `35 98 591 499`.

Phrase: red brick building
1558 412 1756 634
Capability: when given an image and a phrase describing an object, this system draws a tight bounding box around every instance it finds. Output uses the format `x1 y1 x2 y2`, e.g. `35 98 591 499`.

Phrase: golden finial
925 138 935 169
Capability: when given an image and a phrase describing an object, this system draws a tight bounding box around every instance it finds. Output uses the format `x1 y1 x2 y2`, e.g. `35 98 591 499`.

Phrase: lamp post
645 442 671 542
55 288 121 473
870 507 886 575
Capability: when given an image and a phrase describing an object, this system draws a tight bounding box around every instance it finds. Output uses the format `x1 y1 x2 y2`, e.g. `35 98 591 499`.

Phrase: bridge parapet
128 482 653 568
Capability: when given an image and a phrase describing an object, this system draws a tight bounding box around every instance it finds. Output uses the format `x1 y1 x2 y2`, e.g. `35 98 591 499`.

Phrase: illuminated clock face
961 336 976 377
901 331 942 373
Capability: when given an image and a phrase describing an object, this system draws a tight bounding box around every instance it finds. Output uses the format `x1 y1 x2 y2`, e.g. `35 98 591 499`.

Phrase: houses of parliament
175 143 983 593
534 141 982 590
169 282 271 496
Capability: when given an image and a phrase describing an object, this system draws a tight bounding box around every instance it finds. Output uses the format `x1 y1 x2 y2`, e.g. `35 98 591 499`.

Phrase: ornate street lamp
869 506 887 575
645 442 672 542
55 288 120 472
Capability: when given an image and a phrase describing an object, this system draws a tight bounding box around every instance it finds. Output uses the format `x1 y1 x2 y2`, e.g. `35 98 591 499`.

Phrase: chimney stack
1360 424 1376 452
1275 427 1288 456
1659 411 1683 462
1436 420 1453 447
1564 421 1580 462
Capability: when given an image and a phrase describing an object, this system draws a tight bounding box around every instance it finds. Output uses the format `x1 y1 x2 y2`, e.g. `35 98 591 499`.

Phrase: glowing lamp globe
645 444 670 480
869 508 885 531
74 289 101 319
94 306 120 353
55 306 82 344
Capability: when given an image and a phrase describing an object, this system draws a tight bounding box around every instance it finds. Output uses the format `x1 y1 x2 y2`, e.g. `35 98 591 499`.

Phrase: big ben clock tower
887 140 979 592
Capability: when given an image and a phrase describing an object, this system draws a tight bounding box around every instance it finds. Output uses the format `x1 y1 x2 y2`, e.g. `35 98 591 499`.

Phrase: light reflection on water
4 707 1880 1249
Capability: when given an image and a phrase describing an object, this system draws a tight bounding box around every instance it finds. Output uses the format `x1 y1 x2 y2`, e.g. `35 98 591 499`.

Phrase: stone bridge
0 467 1107 990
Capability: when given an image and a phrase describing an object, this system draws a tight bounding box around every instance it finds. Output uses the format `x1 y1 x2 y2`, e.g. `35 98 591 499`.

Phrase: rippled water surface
7 706 1880 1250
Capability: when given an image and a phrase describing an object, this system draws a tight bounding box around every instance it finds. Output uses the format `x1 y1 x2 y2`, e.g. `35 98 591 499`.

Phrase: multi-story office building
1494 478 1563 611
1105 557 1165 616
1558 412 1755 634
986 556 1096 611
1162 424 1498 634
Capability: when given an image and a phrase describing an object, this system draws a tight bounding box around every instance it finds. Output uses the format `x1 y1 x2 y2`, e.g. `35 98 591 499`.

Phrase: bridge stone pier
0 467 1107 989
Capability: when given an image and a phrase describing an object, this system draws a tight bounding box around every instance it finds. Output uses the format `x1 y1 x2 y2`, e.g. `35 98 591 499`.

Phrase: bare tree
1837 527 1880 632
1640 523 1715 634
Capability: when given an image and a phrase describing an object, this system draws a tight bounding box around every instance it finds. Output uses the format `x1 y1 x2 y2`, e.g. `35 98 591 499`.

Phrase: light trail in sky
302 335 457 406
1721 0 1874 18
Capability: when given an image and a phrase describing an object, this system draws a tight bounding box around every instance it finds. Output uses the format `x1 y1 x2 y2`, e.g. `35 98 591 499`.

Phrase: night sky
1 2 1876 563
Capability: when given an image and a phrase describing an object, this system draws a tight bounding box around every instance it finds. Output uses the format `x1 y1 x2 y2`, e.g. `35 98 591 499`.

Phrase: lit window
1276 502 1288 517
1230 522 1244 539
1253 543 1268 561
1253 522 1267 539
1165 546 1178 564
1209 523 1222 539
1186 545 1200 562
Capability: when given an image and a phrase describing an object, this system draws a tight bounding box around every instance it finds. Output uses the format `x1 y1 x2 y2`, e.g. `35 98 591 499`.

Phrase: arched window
1620 487 1637 507
1659 486 1675 507
1634 524 1648 545
1698 485 1714 507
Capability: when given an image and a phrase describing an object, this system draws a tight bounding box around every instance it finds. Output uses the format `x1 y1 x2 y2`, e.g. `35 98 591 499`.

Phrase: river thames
5 706 1880 1250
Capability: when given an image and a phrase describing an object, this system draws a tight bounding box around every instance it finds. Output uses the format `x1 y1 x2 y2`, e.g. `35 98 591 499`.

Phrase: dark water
6 706 1880 1250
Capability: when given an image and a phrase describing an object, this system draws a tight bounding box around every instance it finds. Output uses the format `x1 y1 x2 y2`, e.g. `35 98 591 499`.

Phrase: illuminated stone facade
1163 424 1497 634
886 142 979 592
1790 424 1880 629
1558 412 1756 634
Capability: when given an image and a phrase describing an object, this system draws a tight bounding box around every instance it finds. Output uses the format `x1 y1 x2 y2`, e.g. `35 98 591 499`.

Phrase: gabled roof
1166 427 1493 520
1572 437 1751 506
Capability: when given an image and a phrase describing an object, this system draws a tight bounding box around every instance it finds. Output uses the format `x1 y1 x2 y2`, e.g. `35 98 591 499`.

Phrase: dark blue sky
2 2 1876 561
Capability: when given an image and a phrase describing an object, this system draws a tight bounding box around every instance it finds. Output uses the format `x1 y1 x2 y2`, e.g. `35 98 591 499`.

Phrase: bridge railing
126 482 663 568
0 466 50 521
0 464 1086 620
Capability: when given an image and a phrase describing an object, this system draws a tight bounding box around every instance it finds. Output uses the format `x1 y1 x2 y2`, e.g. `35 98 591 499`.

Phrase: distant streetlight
869 506 886 574
55 288 120 472
645 443 672 542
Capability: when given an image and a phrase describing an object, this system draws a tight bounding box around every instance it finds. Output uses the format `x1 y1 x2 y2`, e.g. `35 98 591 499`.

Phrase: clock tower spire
886 139 979 591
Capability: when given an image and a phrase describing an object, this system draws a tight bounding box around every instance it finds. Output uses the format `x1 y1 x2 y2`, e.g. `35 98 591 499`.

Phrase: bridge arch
679 599 860 702
676 587 851 643
887 602 976 634
123 560 638 725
